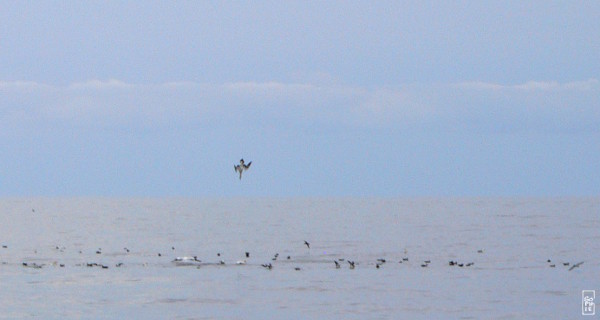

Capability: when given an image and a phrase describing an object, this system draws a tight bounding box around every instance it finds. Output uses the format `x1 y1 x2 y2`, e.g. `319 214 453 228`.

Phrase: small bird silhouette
234 159 252 180
304 241 310 249
568 261 584 271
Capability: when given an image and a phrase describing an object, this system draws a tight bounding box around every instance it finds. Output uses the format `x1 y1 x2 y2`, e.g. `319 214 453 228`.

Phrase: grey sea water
0 197 598 319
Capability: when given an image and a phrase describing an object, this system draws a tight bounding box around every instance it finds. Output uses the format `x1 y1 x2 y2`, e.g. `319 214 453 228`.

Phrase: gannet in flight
234 158 252 180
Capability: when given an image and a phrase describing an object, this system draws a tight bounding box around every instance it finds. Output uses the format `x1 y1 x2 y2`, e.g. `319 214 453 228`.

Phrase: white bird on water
234 158 252 180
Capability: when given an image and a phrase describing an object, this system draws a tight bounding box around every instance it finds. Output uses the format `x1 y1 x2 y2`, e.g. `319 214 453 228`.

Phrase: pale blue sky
1 1 599 196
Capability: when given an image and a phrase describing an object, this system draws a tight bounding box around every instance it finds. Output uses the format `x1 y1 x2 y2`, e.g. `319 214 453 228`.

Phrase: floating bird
261 263 273 270
172 256 201 266
348 261 355 269
22 262 43 269
245 252 250 258
236 260 246 265
569 261 584 271
334 261 340 269
304 241 310 249
173 256 200 262
234 159 252 180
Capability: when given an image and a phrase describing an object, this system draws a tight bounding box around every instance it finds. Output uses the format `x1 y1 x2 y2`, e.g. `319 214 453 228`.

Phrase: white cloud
456 79 600 91
67 79 134 90
0 80 53 91
1 79 598 134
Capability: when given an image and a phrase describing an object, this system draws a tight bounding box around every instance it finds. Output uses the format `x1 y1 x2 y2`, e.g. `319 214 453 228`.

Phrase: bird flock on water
6 240 584 273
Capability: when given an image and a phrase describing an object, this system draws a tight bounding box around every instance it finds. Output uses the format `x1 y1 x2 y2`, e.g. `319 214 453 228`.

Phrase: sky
1 1 599 197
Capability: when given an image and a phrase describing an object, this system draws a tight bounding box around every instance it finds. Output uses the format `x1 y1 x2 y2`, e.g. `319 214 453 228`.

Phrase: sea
0 197 598 319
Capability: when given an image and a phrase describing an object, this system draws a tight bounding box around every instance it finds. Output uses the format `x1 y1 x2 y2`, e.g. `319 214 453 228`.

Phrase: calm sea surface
0 197 598 319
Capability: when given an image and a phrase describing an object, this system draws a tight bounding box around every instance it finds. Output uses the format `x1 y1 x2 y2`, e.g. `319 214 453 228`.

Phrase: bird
304 241 310 249
172 256 201 266
569 261 584 271
234 158 252 180
173 256 200 263
334 261 340 269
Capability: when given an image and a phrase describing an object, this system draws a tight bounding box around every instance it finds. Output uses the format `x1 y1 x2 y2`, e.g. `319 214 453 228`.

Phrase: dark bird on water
304 241 310 249
234 159 252 180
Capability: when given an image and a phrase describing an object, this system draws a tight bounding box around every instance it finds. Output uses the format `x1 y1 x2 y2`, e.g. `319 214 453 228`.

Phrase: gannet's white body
234 158 252 180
